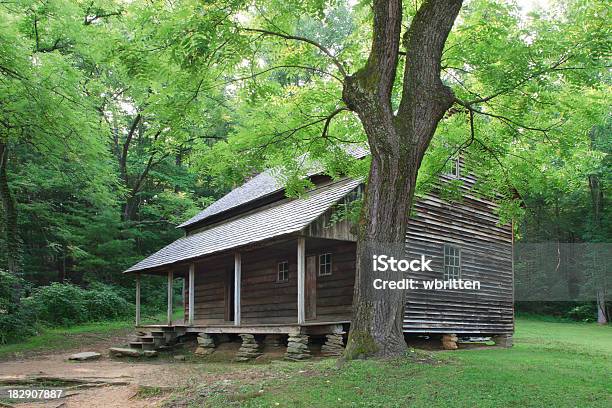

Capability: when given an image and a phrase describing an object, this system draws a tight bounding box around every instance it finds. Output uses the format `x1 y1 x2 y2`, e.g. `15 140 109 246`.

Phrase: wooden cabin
124 153 514 355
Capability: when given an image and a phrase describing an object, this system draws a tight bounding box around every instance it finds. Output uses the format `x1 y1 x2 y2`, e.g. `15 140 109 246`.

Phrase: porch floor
136 320 349 335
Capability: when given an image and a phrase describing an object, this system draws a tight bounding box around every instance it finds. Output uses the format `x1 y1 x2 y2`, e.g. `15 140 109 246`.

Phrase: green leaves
1 0 608 285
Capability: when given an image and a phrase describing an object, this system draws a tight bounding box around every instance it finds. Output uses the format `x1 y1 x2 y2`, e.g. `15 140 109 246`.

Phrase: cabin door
224 268 234 322
305 255 317 320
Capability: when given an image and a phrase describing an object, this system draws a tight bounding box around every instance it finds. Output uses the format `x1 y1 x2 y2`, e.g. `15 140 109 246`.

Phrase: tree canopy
0 0 609 343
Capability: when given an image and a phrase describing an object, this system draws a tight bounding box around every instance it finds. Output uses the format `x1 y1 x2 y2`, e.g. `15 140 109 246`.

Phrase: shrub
0 308 39 344
27 283 88 326
0 271 38 344
566 303 597 322
0 279 148 345
82 282 132 321
0 270 26 314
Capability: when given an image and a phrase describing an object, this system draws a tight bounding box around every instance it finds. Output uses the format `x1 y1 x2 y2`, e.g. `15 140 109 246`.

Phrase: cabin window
319 253 332 276
345 184 364 203
446 156 460 178
443 245 461 280
277 261 289 282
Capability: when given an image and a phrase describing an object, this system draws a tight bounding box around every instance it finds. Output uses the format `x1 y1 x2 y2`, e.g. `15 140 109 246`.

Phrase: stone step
136 336 155 343
110 347 158 358
129 341 156 351
110 347 141 357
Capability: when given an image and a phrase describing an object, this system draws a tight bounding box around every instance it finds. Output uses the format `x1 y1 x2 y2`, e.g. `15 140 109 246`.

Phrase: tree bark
596 289 608 325
343 0 463 358
0 141 21 275
588 129 608 324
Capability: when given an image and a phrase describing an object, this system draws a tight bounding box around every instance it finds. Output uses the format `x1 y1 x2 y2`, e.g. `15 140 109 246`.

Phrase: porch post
297 237 305 324
167 270 173 325
182 278 186 324
188 263 195 326
234 252 241 326
135 273 141 326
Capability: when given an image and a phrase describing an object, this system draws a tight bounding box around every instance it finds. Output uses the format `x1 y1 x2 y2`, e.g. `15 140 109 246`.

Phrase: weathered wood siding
185 170 512 333
240 247 299 324
403 182 513 334
191 259 231 324
305 206 357 241
187 240 358 325
314 241 356 321
232 240 356 324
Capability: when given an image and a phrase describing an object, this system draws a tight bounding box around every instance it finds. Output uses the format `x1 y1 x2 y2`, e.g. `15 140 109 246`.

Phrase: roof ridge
177 145 369 229
126 177 362 273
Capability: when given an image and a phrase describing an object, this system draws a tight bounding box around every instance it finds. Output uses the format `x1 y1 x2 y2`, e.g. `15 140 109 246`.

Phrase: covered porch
132 235 356 335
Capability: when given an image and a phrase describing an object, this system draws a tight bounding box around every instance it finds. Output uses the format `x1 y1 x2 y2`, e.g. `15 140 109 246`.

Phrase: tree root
0 375 130 389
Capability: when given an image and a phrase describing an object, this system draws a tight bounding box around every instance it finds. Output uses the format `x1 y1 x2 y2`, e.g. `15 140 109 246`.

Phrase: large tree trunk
596 289 608 325
0 142 21 275
343 0 463 358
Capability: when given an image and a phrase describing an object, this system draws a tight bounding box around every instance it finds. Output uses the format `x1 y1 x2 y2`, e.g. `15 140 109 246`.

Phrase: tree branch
250 107 348 155
36 38 67 53
119 114 142 184
84 10 123 25
454 97 562 135
227 64 343 84
464 54 573 105
242 28 347 77
321 107 349 139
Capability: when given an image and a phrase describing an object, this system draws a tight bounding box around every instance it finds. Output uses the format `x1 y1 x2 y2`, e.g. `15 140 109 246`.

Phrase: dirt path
1 349 188 407
0 334 268 407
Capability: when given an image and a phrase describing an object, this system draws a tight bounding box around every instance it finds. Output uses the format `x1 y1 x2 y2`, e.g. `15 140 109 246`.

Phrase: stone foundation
285 333 311 361
441 334 458 350
194 333 215 356
492 334 513 348
321 333 345 356
235 334 262 362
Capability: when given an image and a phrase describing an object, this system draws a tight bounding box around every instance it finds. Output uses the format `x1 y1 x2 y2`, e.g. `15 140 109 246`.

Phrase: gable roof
177 169 283 229
125 178 361 273
177 145 369 229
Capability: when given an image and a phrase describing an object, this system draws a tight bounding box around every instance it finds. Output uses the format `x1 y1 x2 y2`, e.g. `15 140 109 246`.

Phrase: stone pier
285 333 310 361
235 334 262 362
194 333 215 356
321 333 345 356
492 334 513 347
441 333 458 350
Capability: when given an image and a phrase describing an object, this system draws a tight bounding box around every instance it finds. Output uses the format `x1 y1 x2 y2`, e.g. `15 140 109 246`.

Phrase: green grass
2 315 610 407
0 320 132 358
0 307 185 359
195 317 612 408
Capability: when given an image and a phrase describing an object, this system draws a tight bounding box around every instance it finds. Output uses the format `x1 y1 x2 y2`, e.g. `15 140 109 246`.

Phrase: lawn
1 316 609 407
178 317 611 407
0 308 184 359
0 320 132 359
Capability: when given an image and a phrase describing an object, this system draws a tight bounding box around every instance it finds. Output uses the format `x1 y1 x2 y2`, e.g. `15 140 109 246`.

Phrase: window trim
318 252 332 277
447 156 460 178
277 260 289 283
443 244 461 281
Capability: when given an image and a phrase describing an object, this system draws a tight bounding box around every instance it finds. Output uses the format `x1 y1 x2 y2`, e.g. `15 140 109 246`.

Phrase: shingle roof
125 178 361 273
176 169 284 228
177 145 369 229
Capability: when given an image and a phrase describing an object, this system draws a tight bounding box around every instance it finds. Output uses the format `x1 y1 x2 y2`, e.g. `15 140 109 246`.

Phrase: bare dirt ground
0 334 279 408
